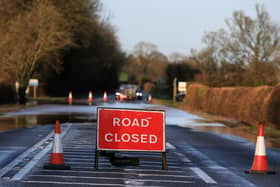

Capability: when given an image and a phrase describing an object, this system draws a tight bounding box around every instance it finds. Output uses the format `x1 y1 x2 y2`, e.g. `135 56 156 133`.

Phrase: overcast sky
101 0 280 56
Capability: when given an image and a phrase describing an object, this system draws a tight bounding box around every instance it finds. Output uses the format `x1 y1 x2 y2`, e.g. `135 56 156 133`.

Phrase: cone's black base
44 164 71 170
245 169 276 174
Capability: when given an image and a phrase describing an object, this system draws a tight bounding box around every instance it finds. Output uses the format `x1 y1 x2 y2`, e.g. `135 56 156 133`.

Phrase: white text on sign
113 117 151 127
105 117 157 143
97 108 165 152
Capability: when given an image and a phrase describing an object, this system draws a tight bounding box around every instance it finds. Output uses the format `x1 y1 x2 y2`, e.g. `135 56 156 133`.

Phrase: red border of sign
96 107 166 152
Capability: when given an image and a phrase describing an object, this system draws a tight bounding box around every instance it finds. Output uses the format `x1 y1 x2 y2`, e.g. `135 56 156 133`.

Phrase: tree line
123 4 280 98
0 2 279 104
191 4 280 87
0 0 125 103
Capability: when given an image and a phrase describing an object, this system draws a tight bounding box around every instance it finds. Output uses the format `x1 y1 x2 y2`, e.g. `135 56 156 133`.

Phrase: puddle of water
0 113 95 132
177 122 224 127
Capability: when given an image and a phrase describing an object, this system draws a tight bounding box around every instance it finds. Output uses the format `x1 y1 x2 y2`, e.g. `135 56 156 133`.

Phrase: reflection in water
0 114 95 132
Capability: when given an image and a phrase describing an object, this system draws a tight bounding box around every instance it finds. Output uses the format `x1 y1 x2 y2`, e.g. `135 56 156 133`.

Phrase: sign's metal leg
95 149 99 170
162 152 168 170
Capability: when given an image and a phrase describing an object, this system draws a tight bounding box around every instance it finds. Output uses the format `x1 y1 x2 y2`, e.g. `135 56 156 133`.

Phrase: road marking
64 158 93 161
65 161 182 169
0 127 54 178
63 151 94 154
190 167 217 184
125 180 144 186
184 146 257 186
174 152 191 163
39 168 184 174
182 157 191 163
166 142 176 150
23 181 125 186
30 174 195 184
39 169 194 178
10 124 72 181
138 173 193 178
65 155 92 158
124 168 183 173
12 144 52 181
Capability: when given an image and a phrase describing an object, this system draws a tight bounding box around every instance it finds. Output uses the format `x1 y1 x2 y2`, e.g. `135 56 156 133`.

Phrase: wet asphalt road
0 125 53 170
0 101 279 186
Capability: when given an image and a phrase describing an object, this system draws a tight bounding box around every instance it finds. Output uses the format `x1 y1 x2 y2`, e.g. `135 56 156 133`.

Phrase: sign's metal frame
95 107 167 170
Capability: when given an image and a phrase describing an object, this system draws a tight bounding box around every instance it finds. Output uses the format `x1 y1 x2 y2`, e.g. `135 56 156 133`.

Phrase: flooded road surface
0 101 279 186
0 114 94 132
0 102 223 131
0 102 279 148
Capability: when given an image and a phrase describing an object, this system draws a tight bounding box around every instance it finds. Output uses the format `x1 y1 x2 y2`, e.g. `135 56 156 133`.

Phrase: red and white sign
97 108 165 152
178 82 187 92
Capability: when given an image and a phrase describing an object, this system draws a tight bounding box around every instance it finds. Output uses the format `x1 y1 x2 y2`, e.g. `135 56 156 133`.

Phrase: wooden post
33 86 37 99
94 148 99 170
162 152 168 170
173 77 177 102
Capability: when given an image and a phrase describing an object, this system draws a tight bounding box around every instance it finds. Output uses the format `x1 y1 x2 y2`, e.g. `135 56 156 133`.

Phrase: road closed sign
97 108 165 152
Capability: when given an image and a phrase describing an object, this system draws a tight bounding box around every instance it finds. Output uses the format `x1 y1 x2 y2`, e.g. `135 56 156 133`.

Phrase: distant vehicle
135 87 143 100
115 84 140 100
175 93 186 102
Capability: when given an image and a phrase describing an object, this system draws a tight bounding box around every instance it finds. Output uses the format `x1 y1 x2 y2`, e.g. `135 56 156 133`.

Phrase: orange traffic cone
103 91 108 102
245 124 275 174
119 93 123 102
44 120 70 170
88 91 93 103
68 91 73 104
147 94 152 103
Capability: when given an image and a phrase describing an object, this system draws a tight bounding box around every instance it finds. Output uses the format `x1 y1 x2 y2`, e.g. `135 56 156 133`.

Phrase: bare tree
168 52 186 63
196 4 280 86
132 42 158 83
222 4 280 65
0 0 73 103
133 41 158 59
122 44 168 86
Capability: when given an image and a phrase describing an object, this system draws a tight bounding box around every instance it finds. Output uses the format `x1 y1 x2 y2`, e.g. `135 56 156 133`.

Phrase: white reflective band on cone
255 136 266 156
52 134 63 153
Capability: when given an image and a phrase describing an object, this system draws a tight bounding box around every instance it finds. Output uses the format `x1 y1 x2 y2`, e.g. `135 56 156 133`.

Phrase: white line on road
64 158 93 161
0 127 54 178
138 173 194 178
123 168 183 173
12 144 52 181
23 181 125 186
65 161 183 169
39 169 194 178
125 180 144 186
30 174 195 184
23 180 163 187
39 168 184 174
175 152 191 163
11 124 72 181
190 167 217 184
166 142 176 150
185 146 257 187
